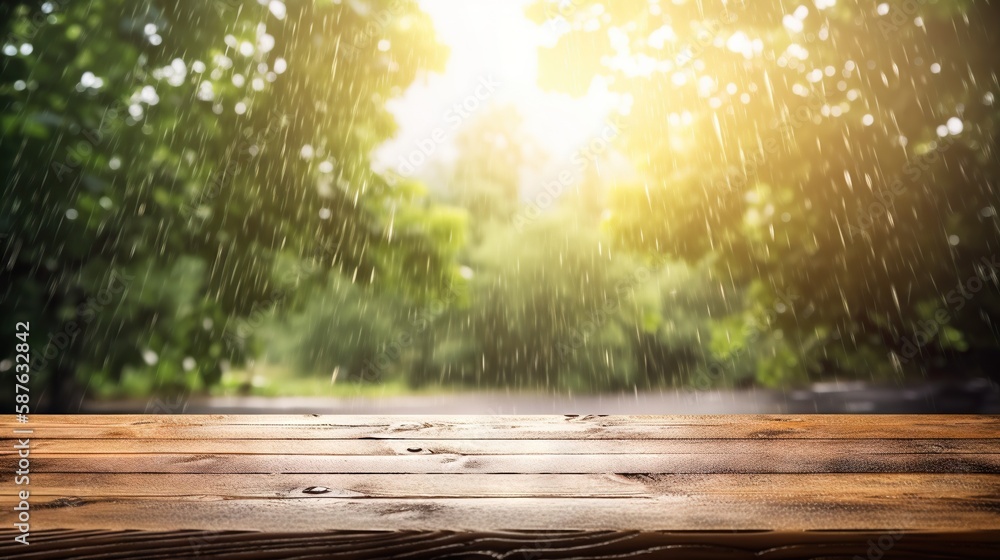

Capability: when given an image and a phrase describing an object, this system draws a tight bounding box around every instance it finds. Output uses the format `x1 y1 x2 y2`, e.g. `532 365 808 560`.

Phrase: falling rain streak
1 0 999 413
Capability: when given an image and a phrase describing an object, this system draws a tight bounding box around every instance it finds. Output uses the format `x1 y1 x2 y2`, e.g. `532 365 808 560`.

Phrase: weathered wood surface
0 529 997 560
0 530 998 560
1 415 998 559
11 414 1000 438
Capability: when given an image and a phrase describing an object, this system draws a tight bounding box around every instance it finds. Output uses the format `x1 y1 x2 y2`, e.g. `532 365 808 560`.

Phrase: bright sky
373 0 620 184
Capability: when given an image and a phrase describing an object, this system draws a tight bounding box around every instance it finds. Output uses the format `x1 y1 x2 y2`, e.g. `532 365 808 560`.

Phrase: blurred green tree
0 0 461 410
529 0 1000 385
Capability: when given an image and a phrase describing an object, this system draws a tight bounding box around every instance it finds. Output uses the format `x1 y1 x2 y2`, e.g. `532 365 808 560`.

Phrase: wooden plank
1 415 997 557
8 414 998 428
4 414 999 439
1 530 997 560
4 496 1000 532
3 437 997 456
8 452 1000 474
1 473 997 500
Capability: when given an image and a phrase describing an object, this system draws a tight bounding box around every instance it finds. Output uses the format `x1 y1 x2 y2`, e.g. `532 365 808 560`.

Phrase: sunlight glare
375 0 620 181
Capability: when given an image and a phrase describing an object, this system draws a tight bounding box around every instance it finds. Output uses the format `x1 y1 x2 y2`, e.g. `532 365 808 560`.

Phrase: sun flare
376 0 621 183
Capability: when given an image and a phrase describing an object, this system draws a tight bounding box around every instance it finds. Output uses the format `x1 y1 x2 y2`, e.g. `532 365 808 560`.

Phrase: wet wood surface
1 414 998 558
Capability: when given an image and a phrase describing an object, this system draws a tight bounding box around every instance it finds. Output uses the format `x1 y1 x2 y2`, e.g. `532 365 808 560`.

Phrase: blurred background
2 0 999 414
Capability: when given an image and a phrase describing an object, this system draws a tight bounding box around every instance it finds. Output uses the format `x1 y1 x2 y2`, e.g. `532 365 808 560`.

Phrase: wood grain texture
8 495 1000 532
6 452 1000 474
6 414 1000 438
3 437 997 455
0 415 998 558
2 473 996 500
0 530 996 560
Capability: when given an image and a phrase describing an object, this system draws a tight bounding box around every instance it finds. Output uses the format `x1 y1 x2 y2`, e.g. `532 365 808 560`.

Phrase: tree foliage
1 0 461 409
530 0 1000 384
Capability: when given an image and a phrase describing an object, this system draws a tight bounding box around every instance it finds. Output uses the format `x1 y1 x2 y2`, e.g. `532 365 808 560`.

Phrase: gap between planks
4 414 999 439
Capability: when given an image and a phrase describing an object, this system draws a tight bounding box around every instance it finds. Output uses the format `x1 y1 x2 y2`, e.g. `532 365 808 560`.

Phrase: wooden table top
2 414 999 559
